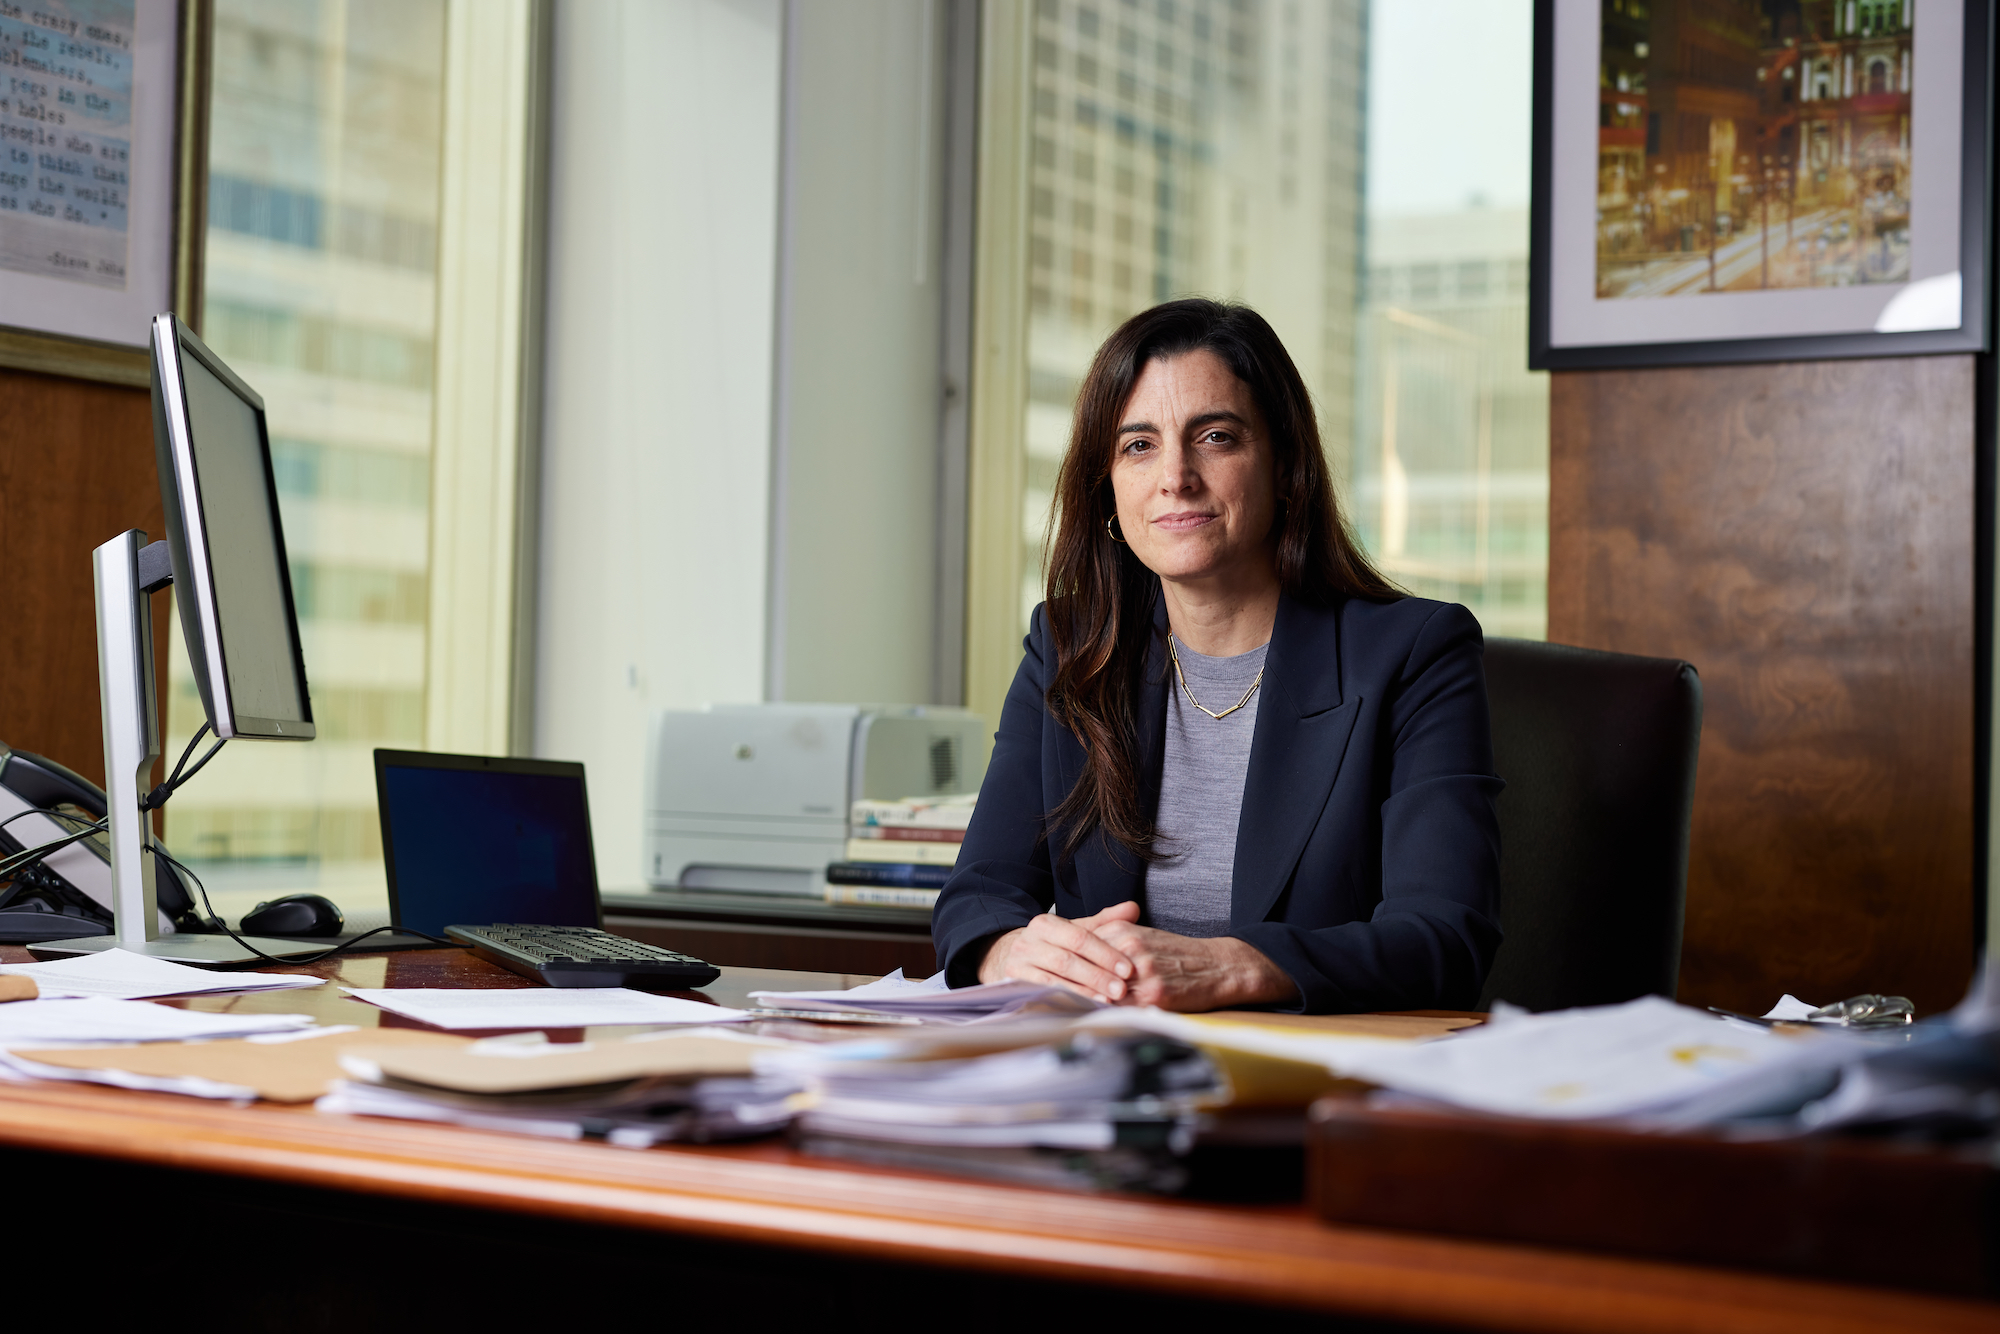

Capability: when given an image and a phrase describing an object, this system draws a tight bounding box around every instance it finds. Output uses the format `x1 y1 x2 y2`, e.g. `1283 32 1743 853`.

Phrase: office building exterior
1019 0 1368 628
164 0 446 908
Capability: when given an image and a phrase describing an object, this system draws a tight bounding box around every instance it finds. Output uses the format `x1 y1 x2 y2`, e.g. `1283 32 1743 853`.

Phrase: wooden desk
0 945 1992 1333
603 887 937 976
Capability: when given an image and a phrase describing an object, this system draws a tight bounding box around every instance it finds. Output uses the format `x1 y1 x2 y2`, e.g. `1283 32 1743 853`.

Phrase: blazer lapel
1070 595 1168 913
1231 595 1361 928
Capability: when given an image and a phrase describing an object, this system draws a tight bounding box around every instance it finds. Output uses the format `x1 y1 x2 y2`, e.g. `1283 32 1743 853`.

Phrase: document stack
318 1028 804 1147
748 968 1100 1025
824 794 975 907
762 1026 1223 1192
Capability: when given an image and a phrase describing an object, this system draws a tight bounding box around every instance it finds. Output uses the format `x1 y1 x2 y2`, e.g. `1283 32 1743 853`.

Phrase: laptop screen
374 751 601 937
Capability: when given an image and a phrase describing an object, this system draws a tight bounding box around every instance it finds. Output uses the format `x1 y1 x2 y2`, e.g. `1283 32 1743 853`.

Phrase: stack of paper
747 969 1100 1025
0 1026 466 1103
318 1028 801 1146
0 997 316 1051
1325 995 1858 1126
1791 957 2000 1133
0 949 326 1000
341 987 748 1030
763 1026 1222 1191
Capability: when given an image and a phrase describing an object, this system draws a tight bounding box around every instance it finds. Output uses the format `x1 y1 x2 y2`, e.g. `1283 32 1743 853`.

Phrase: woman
932 299 1501 1014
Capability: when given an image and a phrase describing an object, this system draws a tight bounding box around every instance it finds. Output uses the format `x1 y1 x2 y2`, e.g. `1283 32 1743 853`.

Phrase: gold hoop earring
1105 515 1127 544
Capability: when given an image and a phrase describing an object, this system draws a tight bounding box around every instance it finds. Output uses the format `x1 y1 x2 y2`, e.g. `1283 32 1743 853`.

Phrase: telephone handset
0 744 207 943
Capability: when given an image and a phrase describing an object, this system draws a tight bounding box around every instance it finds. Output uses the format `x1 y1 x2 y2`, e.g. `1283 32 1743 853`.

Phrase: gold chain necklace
1167 634 1264 720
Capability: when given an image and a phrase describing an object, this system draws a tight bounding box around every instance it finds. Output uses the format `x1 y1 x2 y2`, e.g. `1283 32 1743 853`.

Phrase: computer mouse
240 893 346 937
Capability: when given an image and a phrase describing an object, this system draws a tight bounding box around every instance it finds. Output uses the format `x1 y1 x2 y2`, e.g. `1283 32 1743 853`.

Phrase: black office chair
1477 638 1702 1013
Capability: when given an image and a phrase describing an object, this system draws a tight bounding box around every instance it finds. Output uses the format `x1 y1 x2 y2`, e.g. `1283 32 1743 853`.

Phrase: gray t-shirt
1144 637 1267 938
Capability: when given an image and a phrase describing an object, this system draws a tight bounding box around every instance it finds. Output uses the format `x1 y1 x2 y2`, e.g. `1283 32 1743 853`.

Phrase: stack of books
824 794 974 908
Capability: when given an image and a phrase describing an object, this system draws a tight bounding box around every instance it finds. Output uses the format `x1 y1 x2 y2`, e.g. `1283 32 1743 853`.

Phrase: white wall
768 0 951 706
536 0 782 888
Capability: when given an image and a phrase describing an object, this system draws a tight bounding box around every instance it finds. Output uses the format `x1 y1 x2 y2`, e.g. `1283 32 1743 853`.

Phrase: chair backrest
1478 638 1702 1013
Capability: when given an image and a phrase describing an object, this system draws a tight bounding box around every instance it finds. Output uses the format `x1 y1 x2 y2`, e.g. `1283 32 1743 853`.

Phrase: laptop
371 750 718 987
373 749 602 939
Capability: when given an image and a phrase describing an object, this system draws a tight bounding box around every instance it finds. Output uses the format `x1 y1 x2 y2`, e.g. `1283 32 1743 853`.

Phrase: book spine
851 798 976 827
845 826 965 843
825 861 953 888
851 800 919 825
844 838 959 865
823 884 941 909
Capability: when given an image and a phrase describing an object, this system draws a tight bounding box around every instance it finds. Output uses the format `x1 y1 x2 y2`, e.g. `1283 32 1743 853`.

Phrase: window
1006 0 1370 638
165 0 449 920
968 0 1547 723
1357 0 1546 637
166 0 537 923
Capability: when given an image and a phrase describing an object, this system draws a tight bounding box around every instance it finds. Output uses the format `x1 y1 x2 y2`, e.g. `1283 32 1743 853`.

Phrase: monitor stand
25 531 321 966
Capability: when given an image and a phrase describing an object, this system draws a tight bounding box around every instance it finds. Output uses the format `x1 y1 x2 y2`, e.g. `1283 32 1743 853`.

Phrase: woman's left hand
1082 902 1298 1011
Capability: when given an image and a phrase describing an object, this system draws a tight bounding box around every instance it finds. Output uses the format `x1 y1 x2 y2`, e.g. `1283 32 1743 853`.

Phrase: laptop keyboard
446 924 721 990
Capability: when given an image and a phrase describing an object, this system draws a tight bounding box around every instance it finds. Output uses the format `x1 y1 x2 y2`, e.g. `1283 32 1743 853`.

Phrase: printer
645 704 989 896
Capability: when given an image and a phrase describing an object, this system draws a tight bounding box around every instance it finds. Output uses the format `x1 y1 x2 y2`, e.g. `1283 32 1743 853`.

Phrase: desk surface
603 886 934 933
0 944 1992 1334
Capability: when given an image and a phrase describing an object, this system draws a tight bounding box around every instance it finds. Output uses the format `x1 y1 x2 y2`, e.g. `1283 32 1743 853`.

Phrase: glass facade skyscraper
164 0 447 918
1015 0 1545 640
1021 0 1368 626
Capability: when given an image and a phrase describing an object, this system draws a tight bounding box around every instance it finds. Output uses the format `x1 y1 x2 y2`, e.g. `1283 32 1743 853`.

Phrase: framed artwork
1529 0 1991 371
0 0 207 386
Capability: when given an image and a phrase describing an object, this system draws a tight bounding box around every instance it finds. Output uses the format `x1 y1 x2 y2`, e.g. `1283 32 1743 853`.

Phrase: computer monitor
29 314 321 962
151 314 314 741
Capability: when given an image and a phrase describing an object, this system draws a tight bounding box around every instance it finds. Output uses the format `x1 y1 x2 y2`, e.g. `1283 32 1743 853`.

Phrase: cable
0 805 101 837
150 843 454 967
166 737 226 793
161 722 211 793
0 804 116 917
0 821 109 882
144 724 223 813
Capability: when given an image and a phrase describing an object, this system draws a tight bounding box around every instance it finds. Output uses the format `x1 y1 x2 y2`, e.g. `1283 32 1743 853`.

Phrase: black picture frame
1529 0 1993 372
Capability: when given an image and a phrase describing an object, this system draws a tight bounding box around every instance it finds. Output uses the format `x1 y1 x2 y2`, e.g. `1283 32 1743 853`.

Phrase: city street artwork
1530 0 1988 369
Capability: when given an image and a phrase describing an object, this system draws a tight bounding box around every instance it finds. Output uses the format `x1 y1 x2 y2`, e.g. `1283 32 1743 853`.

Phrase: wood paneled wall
0 368 168 793
1549 356 1977 1015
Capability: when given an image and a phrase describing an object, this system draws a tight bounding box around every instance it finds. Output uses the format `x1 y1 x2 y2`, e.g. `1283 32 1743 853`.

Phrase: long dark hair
1042 298 1398 863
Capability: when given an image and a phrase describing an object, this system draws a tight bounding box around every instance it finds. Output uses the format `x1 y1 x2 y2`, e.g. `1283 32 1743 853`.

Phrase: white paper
0 996 315 1048
799 1112 1117 1149
1951 955 2000 1036
1794 958 2000 1130
342 987 749 1030
1763 995 1820 1022
748 969 1100 1025
0 949 326 1000
0 1051 259 1101
754 969 950 1003
317 1079 589 1140
1328 996 1857 1125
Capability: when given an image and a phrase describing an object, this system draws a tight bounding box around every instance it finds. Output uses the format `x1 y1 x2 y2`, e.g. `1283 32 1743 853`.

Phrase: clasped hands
975 901 1297 1012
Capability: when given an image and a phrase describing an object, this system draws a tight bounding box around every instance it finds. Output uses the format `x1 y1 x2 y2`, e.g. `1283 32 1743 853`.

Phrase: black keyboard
445 924 721 990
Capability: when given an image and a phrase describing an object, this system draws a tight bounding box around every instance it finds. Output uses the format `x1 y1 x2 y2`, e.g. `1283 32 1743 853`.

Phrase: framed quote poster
1529 0 1991 370
0 0 202 383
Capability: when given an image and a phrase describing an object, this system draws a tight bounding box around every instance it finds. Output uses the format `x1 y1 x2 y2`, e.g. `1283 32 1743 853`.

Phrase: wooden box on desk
1306 1096 1999 1298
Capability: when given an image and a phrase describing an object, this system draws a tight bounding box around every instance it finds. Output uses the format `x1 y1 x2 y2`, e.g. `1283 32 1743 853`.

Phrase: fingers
1027 912 1136 983
1005 961 1121 1003
1007 942 1124 1001
984 904 1154 1003
998 915 1134 1001
1079 904 1156 974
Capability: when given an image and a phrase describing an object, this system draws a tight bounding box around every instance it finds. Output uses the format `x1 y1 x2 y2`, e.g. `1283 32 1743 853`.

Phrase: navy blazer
932 590 1504 1013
